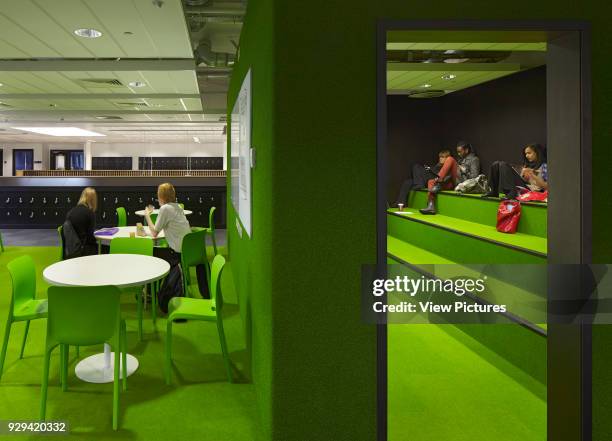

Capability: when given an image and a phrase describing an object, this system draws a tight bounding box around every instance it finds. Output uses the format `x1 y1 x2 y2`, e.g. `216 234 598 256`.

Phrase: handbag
455 174 489 194
496 200 521 234
517 190 548 203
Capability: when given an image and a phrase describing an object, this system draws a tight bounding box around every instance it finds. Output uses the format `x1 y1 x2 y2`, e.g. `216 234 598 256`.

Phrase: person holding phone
419 149 458 215
482 143 548 200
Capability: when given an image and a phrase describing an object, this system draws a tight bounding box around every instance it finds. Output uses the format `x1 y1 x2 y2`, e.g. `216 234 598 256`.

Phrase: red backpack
496 200 521 234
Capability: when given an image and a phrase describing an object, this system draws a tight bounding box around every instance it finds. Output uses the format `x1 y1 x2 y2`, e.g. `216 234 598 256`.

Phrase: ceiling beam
0 59 196 72
0 94 202 99
0 110 225 116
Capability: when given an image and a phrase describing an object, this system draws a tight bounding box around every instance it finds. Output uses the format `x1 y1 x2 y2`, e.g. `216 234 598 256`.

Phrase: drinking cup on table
398 203 404 212
129 231 136 238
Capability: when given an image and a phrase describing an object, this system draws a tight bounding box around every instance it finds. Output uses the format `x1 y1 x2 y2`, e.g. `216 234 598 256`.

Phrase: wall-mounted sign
230 69 252 237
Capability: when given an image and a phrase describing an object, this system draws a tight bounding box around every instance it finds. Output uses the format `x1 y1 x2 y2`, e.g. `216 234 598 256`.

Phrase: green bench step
407 189 547 238
388 210 547 264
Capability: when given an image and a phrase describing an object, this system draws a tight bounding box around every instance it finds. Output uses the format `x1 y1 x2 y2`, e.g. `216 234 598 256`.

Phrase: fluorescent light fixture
442 74 457 80
74 28 102 38
12 127 106 137
421 84 432 88
444 58 469 64
444 50 460 55
128 81 146 88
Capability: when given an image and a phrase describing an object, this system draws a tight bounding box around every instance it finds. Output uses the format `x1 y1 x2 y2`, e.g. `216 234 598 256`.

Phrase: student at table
64 187 98 258
143 182 191 265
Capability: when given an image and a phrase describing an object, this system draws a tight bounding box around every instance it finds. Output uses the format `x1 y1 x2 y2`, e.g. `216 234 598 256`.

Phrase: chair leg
61 345 69 391
137 289 143 341
143 285 148 312
0 318 12 381
216 318 233 383
151 283 157 324
165 320 173 385
121 321 127 392
75 346 80 358
113 338 120 431
40 347 52 420
19 320 30 359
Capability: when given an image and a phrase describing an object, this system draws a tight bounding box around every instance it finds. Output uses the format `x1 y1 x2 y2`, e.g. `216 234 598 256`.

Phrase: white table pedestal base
75 344 139 383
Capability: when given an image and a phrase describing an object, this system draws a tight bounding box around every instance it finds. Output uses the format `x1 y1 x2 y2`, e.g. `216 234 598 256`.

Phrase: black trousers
488 161 528 195
154 246 210 298
395 164 439 205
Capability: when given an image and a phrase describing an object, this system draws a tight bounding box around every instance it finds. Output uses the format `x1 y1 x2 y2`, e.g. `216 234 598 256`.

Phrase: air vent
95 115 123 120
407 89 446 99
77 78 124 88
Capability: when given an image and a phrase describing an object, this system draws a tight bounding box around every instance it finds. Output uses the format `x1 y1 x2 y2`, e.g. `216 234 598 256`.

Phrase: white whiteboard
230 69 252 237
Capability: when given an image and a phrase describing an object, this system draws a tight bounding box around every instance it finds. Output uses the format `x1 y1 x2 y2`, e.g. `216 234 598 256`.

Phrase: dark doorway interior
12 149 34 176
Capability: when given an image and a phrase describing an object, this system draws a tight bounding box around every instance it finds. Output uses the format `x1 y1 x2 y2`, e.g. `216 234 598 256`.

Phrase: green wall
226 0 275 438
229 1 612 439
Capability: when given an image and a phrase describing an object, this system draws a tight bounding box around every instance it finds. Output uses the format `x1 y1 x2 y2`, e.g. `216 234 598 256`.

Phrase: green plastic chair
180 229 209 298
110 237 154 339
205 206 218 256
165 254 232 385
116 207 127 227
57 226 65 260
0 256 48 381
40 286 127 430
178 203 184 209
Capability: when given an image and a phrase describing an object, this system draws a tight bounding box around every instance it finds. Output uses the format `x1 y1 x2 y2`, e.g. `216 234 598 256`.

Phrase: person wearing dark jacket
64 187 98 258
482 143 548 199
456 141 480 183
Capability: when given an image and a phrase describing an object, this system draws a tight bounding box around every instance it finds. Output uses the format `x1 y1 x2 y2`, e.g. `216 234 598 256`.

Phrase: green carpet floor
0 246 261 440
388 324 546 441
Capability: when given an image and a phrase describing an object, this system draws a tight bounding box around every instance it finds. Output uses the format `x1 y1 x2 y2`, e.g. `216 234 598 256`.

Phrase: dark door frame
377 20 592 441
12 148 34 176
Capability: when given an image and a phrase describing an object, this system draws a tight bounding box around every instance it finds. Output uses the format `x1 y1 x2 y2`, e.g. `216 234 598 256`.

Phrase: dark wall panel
386 66 547 203
92 157 133 170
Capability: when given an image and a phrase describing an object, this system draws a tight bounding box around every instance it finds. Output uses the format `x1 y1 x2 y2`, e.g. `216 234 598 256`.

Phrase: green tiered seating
387 189 547 441
389 189 547 265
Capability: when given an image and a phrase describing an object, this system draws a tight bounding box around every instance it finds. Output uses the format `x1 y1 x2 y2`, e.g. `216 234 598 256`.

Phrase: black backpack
157 263 184 313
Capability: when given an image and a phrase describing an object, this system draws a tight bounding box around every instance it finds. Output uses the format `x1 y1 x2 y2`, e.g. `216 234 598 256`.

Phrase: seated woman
419 150 458 215
143 182 191 266
482 143 548 200
456 141 481 183
64 187 98 258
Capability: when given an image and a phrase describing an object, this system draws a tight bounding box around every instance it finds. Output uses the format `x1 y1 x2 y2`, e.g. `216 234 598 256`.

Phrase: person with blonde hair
64 187 98 257
144 182 191 265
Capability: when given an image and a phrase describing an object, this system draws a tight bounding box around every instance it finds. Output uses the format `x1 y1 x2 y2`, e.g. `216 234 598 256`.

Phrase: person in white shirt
144 182 191 265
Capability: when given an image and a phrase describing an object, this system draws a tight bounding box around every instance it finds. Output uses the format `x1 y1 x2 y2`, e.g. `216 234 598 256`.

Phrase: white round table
134 209 192 216
43 254 170 384
94 226 165 246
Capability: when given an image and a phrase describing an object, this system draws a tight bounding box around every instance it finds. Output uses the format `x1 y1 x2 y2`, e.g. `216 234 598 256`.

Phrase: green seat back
57 226 65 260
210 255 226 311
116 207 127 227
110 237 153 256
7 255 37 314
181 229 207 268
47 286 120 347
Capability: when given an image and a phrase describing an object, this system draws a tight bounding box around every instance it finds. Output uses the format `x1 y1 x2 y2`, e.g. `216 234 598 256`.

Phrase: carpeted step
406 189 547 238
388 210 546 264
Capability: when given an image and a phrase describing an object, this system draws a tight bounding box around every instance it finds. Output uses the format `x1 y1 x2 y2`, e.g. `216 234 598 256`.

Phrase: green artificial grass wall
226 0 275 438
230 0 612 439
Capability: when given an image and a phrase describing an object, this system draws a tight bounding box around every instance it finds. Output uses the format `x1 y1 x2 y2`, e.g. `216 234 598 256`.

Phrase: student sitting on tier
419 149 458 215
456 141 480 183
481 143 548 200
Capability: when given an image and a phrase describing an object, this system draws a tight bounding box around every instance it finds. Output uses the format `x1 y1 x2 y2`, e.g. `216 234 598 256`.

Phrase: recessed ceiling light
0 83 3 87
444 50 460 55
12 127 106 137
442 74 457 80
128 81 146 88
421 84 432 88
74 28 102 39
193 136 200 143
444 58 469 64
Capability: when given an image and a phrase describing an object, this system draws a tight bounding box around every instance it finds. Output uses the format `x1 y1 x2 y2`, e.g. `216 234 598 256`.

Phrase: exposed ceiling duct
195 40 236 67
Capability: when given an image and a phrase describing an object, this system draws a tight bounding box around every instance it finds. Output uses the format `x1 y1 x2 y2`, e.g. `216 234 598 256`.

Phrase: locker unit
138 157 223 170
0 186 226 229
92 157 133 170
